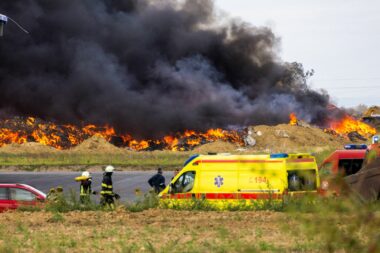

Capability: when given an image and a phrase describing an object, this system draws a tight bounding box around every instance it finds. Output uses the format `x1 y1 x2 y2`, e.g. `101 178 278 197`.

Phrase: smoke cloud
0 0 331 138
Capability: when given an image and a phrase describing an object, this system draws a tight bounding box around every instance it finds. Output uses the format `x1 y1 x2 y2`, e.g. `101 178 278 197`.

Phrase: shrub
285 195 380 252
44 189 102 212
124 191 160 212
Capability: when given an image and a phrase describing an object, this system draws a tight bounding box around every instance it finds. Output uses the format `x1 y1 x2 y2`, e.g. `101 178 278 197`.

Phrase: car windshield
338 159 363 176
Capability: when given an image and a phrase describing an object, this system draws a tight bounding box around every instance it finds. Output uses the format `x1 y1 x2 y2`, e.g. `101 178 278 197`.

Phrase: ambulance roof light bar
184 154 199 166
344 144 367 150
270 153 288 158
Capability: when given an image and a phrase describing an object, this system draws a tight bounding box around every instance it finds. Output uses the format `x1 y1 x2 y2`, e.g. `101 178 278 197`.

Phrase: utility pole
0 14 7 36
0 13 29 36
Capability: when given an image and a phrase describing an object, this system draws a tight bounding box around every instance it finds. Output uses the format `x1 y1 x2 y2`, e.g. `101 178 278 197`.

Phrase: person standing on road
75 171 96 203
100 165 120 209
148 167 166 193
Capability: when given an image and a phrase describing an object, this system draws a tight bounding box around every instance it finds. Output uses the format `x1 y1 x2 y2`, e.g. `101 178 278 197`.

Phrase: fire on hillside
288 113 376 140
289 113 298 126
326 115 376 139
0 117 243 151
0 111 375 151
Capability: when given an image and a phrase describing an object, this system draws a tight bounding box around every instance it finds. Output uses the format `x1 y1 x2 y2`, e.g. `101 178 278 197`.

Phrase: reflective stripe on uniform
100 191 113 195
101 183 113 189
80 185 86 196
80 185 90 196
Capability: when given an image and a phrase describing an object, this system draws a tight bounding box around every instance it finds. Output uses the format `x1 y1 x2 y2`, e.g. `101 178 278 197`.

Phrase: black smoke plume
0 0 332 138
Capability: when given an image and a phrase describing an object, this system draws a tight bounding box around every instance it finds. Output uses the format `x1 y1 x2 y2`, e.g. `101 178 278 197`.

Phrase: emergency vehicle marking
255 176 268 183
214 176 224 188
194 160 283 164
287 158 314 163
162 193 283 199
240 189 280 193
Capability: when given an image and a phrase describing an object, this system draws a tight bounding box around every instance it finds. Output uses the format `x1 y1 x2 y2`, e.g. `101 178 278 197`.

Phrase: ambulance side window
172 171 196 193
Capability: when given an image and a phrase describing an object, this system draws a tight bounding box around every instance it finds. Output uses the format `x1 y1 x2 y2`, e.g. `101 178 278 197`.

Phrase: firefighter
75 171 96 203
100 165 120 209
148 167 166 193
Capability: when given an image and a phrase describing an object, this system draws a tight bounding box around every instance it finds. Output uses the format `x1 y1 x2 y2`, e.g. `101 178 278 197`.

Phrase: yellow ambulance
159 153 320 208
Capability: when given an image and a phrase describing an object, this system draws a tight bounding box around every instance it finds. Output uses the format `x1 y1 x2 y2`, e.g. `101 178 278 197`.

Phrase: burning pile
0 117 243 151
326 115 376 140
288 113 376 141
289 113 298 126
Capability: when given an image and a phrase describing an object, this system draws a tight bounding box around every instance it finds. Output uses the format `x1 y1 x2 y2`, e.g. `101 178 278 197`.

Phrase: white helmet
81 171 91 178
105 165 115 173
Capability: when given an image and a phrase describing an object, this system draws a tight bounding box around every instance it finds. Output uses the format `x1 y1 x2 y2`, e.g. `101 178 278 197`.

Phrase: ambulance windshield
172 171 196 193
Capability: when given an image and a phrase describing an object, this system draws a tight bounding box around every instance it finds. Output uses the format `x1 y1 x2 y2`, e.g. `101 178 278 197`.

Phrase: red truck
0 184 46 212
319 144 367 196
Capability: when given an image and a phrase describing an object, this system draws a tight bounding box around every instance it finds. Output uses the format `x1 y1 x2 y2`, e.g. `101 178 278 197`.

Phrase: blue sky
215 0 380 107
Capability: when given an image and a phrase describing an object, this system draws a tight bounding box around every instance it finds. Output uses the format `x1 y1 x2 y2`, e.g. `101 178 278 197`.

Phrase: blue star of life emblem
214 175 224 188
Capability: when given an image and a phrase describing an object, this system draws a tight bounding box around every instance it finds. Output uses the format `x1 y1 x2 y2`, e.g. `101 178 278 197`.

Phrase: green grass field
0 149 334 170
0 151 190 169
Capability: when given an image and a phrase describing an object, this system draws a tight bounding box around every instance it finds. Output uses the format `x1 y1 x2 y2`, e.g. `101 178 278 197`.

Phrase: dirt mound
363 106 380 117
0 142 57 153
193 140 238 154
247 124 347 153
362 106 380 132
69 136 123 153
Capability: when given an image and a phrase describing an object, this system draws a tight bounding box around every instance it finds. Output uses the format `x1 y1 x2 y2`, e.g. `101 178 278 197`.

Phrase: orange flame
0 117 244 151
289 113 298 126
129 140 150 150
327 115 376 138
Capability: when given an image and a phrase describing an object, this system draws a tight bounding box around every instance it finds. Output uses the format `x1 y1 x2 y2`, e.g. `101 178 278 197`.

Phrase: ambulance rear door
237 159 286 198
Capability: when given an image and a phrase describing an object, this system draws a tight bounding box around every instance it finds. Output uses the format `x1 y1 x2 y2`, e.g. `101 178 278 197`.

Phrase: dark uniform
100 172 115 208
80 179 93 203
148 169 166 193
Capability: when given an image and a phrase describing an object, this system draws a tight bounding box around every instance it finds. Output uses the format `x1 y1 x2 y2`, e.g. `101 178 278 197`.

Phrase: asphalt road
0 171 173 200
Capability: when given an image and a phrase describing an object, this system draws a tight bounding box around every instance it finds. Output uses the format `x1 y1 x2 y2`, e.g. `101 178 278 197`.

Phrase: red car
0 184 46 212
319 145 367 196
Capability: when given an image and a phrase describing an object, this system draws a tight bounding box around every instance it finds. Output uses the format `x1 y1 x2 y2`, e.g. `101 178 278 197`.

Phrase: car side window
172 171 196 193
10 188 36 201
0 188 8 199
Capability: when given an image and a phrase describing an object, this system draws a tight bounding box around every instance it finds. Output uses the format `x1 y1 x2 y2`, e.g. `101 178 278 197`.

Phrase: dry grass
0 145 335 171
0 209 302 253
0 196 379 252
